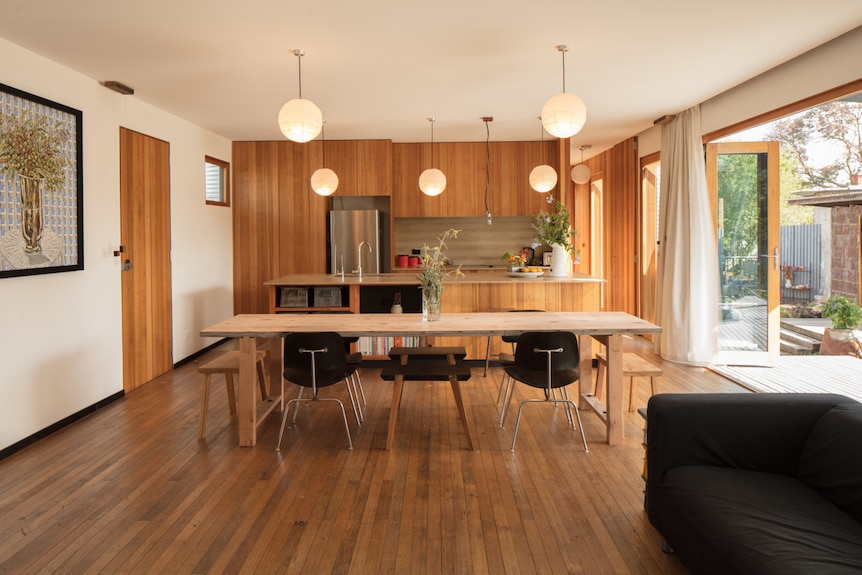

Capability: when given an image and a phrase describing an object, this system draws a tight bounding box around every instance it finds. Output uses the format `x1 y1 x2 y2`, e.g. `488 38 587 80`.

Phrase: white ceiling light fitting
571 144 592 185
419 118 446 197
278 49 323 143
529 117 558 193
541 45 586 139
311 120 339 196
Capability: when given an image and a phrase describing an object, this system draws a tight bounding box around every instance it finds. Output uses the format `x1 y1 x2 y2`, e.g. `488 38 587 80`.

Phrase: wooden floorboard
0 337 746 574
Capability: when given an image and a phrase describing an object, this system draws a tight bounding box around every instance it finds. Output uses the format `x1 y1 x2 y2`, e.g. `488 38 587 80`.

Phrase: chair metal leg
499 375 515 428
560 387 576 428
509 399 533 451
509 396 588 453
277 396 353 451
277 397 299 451
355 371 367 405
344 375 362 426
484 336 492 376
290 386 304 425
496 371 509 405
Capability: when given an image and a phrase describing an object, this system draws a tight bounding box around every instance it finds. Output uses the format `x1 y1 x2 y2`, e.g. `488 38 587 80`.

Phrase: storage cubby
359 285 421 314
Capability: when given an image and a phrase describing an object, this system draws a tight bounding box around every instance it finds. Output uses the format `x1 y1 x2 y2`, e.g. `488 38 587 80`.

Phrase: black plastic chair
500 331 588 452
276 332 356 450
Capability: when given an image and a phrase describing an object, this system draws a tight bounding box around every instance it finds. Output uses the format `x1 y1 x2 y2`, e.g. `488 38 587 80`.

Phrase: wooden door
120 128 173 392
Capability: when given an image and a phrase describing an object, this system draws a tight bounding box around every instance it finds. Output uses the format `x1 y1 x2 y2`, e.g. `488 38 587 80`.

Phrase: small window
205 155 230 206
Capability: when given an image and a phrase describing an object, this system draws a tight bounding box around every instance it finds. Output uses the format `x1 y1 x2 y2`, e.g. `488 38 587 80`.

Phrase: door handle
760 248 779 270
121 259 132 271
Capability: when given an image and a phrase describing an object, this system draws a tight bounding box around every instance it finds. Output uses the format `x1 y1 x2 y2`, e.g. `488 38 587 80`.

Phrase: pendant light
541 45 586 139
529 117 558 193
571 144 592 185
419 118 446 196
311 120 338 196
278 49 323 143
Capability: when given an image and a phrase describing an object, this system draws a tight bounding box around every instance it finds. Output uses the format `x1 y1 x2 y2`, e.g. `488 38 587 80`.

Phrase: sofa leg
661 537 674 554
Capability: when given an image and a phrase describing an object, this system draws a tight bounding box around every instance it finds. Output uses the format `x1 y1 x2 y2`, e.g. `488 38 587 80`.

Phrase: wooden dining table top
200 311 661 339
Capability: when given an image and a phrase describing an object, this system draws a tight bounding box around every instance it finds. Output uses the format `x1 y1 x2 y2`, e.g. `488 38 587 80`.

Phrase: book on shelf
357 336 421 356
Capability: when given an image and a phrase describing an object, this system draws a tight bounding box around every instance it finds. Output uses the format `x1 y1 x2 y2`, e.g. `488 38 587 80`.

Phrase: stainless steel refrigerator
330 210 382 275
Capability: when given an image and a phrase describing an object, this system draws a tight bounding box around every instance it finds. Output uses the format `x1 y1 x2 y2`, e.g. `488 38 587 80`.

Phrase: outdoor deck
712 355 862 401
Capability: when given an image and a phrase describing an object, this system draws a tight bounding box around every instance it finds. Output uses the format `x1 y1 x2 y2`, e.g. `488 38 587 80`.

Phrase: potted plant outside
819 296 862 358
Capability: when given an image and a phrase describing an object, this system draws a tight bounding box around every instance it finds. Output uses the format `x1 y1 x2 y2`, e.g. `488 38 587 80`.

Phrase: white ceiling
1 1 861 158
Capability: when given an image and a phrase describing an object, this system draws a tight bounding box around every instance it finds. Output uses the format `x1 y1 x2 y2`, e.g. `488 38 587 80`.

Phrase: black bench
380 346 475 450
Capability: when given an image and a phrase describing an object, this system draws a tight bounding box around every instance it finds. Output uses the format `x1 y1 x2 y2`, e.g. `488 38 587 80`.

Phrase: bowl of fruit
507 266 544 278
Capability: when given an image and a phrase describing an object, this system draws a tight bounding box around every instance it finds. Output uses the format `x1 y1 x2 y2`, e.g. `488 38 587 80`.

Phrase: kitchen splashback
394 216 541 267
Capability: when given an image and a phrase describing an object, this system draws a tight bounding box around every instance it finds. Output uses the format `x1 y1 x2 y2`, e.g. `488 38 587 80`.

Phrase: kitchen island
265 271 603 359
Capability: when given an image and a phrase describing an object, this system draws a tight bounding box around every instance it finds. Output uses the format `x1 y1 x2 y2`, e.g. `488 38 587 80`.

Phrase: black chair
500 331 588 452
276 332 356 450
484 309 545 406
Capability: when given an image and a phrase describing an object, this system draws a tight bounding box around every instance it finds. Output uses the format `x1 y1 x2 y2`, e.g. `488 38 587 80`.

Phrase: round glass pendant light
541 45 586 139
529 117 557 193
419 118 446 196
278 49 323 143
311 120 338 196
571 144 592 185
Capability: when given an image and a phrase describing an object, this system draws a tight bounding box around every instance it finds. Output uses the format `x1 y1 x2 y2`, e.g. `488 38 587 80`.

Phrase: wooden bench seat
594 351 661 412
380 363 472 381
388 346 467 361
198 349 268 439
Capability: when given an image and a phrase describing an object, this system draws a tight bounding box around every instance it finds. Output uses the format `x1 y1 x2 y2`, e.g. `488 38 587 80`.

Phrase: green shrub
821 296 862 329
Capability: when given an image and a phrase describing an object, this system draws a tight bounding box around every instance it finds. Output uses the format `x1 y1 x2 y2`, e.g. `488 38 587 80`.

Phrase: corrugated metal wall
780 224 821 303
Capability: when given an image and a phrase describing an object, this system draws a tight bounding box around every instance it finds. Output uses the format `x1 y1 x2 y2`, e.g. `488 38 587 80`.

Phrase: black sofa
646 393 862 575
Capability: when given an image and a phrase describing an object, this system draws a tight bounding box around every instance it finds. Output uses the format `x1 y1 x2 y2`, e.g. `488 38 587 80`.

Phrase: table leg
449 378 475 451
447 352 476 451
578 334 594 411
238 336 258 447
386 375 404 451
605 333 624 445
266 336 282 411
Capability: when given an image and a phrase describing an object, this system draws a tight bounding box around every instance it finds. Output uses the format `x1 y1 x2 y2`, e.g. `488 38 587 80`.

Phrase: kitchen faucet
354 241 372 281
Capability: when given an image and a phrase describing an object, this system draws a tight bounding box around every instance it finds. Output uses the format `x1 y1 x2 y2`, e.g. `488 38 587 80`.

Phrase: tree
767 100 862 189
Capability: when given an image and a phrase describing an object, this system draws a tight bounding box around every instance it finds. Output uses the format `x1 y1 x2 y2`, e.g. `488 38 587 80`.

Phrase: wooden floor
0 337 744 575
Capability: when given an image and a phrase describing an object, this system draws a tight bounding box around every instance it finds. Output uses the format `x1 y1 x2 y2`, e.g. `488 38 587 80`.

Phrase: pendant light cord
561 48 566 93
293 49 306 99
484 119 492 225
430 119 435 167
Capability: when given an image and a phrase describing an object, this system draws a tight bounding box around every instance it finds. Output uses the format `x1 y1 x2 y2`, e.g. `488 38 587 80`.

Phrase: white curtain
653 106 719 365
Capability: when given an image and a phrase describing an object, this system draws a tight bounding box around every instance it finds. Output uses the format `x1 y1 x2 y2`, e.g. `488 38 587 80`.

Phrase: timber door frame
706 141 780 366
119 127 173 392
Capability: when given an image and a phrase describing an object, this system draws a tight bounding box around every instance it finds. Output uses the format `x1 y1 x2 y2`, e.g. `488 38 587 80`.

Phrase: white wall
0 37 233 451
637 26 862 157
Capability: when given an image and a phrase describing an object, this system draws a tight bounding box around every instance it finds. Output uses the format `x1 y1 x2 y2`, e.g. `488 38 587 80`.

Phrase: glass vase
422 288 441 322
20 175 44 255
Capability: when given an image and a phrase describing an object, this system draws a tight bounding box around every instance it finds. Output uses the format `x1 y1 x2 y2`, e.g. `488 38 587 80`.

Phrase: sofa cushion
659 465 862 575
799 403 862 523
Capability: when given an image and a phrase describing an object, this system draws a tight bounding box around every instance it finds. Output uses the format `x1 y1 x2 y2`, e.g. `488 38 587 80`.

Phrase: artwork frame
0 82 84 278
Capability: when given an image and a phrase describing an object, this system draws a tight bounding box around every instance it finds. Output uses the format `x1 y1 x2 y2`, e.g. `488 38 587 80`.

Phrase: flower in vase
417 228 463 299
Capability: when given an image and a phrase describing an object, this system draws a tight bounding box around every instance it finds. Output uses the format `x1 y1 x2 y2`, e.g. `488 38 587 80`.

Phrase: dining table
199 311 662 447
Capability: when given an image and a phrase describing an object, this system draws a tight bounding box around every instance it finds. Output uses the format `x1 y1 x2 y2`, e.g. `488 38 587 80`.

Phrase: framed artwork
0 83 83 278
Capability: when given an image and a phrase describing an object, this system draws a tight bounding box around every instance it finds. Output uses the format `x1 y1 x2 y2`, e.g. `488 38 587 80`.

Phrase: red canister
408 256 420 267
397 254 409 268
